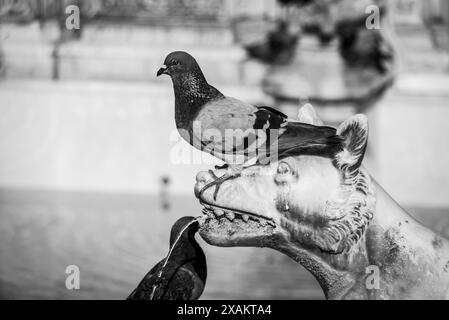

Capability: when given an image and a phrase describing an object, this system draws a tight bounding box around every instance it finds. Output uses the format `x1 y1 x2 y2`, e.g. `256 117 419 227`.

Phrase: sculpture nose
194 170 214 198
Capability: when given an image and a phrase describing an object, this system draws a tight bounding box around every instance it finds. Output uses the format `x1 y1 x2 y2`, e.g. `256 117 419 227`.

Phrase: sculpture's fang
201 203 275 228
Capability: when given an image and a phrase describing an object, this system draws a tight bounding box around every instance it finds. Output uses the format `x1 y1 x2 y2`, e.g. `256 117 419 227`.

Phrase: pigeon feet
214 163 229 170
199 170 240 201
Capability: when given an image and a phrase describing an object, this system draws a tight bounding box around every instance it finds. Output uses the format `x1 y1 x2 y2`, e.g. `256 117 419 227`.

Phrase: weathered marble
196 105 449 299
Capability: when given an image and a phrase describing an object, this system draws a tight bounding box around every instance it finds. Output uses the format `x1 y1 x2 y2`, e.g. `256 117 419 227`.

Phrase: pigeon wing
193 98 288 160
127 260 165 300
163 264 205 300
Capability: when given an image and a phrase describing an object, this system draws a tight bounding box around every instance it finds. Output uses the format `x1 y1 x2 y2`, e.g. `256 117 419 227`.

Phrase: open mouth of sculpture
198 200 276 246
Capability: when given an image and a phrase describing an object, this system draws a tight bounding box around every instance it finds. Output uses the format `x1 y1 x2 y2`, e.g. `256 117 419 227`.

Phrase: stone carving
195 105 449 299
0 0 38 21
0 0 226 23
82 0 225 21
259 0 396 109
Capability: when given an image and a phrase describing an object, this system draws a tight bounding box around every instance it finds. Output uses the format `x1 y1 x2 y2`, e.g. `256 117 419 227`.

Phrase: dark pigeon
277 0 314 6
127 216 206 300
157 51 343 198
245 20 299 65
334 4 394 75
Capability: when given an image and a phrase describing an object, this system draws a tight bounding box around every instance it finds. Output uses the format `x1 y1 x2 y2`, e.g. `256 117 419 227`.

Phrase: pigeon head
169 216 200 247
157 51 223 120
157 51 204 80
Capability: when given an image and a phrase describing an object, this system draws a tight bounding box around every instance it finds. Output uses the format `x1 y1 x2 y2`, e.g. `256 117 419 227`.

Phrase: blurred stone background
0 0 448 299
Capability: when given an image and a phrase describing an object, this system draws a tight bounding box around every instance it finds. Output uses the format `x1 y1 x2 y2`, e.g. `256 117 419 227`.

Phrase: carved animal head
195 105 375 254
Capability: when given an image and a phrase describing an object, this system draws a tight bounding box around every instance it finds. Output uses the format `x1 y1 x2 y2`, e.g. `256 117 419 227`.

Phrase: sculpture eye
274 161 297 185
277 161 291 175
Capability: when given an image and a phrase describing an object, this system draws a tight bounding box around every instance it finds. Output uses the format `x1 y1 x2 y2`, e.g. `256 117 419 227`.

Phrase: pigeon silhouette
245 20 299 65
127 216 206 300
337 15 394 74
157 51 343 199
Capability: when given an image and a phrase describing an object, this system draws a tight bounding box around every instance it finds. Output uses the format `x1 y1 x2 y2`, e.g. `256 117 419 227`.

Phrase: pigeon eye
171 60 180 66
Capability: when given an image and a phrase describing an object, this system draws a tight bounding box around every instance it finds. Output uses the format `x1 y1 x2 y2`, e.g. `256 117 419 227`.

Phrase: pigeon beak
157 65 168 77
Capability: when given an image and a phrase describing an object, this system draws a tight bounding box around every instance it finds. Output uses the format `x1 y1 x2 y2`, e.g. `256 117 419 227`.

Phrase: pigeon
308 2 392 75
336 17 394 74
245 20 299 65
157 51 343 199
127 216 206 300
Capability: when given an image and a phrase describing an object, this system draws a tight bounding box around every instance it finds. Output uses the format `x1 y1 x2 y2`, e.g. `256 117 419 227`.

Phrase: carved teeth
225 212 235 221
203 204 275 227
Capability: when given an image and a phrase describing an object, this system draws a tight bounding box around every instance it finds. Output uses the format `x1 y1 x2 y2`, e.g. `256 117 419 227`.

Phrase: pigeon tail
276 122 344 159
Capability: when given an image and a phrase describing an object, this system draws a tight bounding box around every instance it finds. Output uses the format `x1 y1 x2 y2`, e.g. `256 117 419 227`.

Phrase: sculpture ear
334 114 368 171
298 103 324 125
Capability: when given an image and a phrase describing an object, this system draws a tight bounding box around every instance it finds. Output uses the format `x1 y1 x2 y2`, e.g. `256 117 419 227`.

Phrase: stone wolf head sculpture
195 105 449 299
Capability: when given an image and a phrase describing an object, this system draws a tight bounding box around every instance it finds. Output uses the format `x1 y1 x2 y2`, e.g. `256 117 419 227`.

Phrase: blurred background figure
244 19 299 65
0 0 448 299
160 175 171 212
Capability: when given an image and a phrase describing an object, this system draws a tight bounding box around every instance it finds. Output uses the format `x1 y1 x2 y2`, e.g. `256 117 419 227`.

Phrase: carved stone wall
0 0 245 24
0 0 61 22
80 0 225 22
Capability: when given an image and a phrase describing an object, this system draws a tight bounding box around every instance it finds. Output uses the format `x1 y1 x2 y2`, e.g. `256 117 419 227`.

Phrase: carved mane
292 108 376 254
320 114 375 254
320 165 375 254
